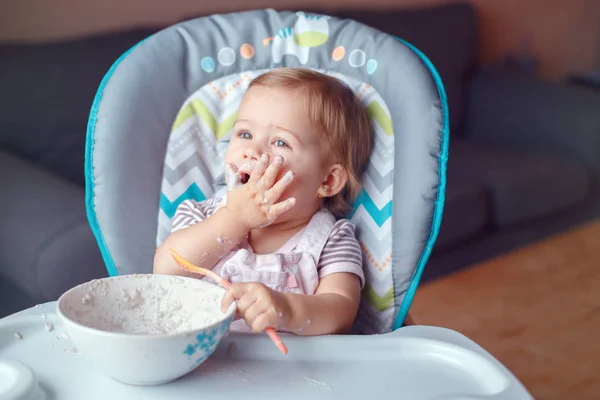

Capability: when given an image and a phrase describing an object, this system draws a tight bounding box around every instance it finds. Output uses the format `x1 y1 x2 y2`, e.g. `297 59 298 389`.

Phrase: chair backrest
85 9 449 334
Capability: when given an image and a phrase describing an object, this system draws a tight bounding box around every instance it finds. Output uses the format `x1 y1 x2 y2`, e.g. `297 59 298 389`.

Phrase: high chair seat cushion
85 9 448 334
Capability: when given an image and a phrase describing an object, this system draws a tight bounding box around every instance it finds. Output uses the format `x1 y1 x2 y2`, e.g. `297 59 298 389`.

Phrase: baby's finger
264 170 294 204
250 312 275 333
242 304 268 331
221 289 237 313
221 283 246 312
236 288 261 313
225 163 240 191
267 197 296 219
248 154 269 186
233 311 243 321
221 283 251 312
258 155 283 190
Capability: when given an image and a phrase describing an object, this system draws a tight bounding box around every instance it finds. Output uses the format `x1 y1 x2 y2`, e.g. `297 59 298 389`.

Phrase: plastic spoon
169 248 289 355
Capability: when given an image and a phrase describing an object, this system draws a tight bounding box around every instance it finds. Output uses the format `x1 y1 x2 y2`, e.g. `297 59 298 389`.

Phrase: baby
153 67 373 335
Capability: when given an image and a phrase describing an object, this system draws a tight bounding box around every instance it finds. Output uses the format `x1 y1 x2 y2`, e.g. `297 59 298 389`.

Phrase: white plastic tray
0 302 533 399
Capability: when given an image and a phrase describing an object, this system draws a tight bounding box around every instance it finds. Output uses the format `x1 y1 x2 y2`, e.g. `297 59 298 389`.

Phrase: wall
0 0 598 79
475 0 599 79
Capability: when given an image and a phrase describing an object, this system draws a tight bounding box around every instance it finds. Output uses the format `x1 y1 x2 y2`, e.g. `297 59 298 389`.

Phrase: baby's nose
243 148 259 160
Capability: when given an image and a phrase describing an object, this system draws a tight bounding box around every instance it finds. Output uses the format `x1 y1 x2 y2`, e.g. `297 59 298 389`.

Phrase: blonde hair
248 68 373 218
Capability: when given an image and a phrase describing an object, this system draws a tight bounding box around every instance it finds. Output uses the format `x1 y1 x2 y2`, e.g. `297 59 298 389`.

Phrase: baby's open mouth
240 173 250 184
237 162 255 185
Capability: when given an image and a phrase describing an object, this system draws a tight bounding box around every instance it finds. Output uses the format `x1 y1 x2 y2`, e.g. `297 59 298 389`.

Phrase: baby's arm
153 206 249 276
283 272 361 335
222 273 361 335
285 219 363 334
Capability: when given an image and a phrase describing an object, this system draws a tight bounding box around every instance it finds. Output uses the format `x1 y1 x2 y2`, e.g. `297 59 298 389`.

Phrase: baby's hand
225 154 295 230
221 282 291 332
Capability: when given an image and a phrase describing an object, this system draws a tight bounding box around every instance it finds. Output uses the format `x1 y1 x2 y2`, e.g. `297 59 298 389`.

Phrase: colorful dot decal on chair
349 49 366 67
201 56 216 72
240 43 255 59
332 46 345 61
218 48 236 66
367 59 378 75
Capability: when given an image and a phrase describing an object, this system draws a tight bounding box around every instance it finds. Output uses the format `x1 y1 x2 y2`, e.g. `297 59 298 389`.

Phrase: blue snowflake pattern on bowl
219 320 230 336
198 328 218 351
181 316 234 365
183 344 196 356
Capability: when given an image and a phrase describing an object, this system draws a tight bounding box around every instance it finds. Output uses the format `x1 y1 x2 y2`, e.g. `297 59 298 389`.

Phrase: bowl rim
56 274 237 340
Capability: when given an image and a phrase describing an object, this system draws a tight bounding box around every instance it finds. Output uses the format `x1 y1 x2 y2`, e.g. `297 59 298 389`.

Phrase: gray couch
2 3 600 317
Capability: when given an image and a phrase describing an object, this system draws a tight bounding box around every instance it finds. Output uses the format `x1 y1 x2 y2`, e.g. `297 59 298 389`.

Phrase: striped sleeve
317 219 365 288
170 197 223 233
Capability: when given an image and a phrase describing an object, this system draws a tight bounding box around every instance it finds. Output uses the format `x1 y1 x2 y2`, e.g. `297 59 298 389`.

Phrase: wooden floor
410 219 600 400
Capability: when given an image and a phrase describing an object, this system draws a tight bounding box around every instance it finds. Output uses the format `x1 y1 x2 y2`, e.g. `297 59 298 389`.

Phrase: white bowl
57 274 236 386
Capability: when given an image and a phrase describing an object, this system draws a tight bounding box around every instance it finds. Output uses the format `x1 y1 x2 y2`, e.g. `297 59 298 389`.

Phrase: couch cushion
449 139 594 227
333 3 476 135
0 151 107 301
0 28 155 186
436 179 491 248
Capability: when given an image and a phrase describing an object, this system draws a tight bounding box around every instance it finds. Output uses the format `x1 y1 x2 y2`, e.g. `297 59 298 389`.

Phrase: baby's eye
238 130 252 139
273 139 289 148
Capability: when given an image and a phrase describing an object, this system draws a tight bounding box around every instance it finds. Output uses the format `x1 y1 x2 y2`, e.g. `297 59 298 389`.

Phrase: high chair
85 9 448 335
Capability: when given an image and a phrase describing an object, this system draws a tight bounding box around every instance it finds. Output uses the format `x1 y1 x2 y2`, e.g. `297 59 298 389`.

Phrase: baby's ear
318 164 348 198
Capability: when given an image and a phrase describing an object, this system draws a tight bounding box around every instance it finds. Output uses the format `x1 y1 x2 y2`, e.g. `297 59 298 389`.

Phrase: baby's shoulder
328 217 358 237
170 196 225 232
175 196 226 218
319 216 359 249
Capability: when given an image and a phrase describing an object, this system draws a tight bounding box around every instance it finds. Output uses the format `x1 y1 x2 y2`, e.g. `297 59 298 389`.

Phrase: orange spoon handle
169 248 288 355
266 328 288 354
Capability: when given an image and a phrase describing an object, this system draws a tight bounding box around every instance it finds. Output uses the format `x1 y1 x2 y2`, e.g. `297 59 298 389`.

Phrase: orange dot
240 44 255 59
332 46 345 61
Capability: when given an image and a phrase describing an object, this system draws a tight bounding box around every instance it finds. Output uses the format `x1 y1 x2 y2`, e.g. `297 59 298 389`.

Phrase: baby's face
225 85 329 221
